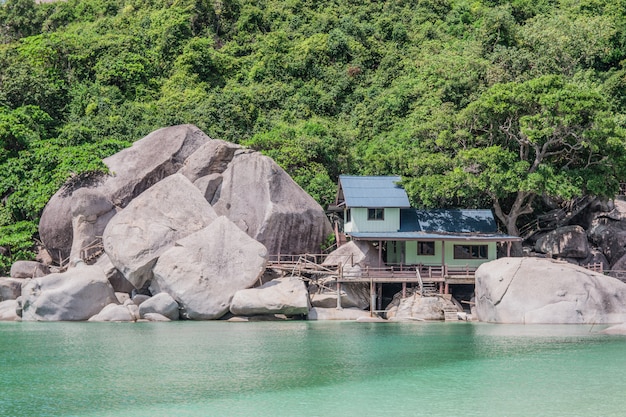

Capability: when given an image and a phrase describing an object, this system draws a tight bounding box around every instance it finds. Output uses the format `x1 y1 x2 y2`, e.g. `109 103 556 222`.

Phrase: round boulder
475 257 626 324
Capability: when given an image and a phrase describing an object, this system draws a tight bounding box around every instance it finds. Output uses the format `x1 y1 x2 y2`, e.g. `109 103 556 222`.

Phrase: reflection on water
1 321 624 417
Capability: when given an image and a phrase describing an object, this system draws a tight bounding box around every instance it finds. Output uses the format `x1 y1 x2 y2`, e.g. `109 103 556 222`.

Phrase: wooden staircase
443 306 460 321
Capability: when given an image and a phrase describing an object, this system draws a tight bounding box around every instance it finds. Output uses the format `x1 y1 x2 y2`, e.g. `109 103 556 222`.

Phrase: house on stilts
328 175 521 298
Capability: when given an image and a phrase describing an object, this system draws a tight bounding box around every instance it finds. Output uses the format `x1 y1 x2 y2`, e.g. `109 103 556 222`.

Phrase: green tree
404 75 626 250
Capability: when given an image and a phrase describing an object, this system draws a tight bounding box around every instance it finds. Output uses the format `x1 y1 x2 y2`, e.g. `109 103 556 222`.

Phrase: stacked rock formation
0 125 331 321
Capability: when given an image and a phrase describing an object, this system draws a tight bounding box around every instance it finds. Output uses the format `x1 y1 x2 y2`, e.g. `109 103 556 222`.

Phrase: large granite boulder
475 257 626 324
0 300 20 321
39 125 210 264
212 150 332 255
230 277 309 316
94 254 135 293
309 279 370 309
386 293 460 321
588 200 626 265
88 303 136 322
138 293 180 320
10 261 50 278
323 240 381 268
21 263 117 321
103 124 209 207
69 188 116 263
534 225 590 259
178 139 240 183
0 278 23 301
151 216 268 320
103 174 217 289
311 241 376 309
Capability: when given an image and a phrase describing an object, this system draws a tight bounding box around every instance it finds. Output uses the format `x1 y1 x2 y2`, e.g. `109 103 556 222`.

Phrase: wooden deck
266 254 477 294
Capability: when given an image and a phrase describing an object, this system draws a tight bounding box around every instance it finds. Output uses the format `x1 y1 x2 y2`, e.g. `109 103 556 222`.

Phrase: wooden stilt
402 282 406 298
336 281 342 310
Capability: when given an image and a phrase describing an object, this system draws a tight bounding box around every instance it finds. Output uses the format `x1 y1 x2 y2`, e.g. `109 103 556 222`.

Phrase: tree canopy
1 0 626 271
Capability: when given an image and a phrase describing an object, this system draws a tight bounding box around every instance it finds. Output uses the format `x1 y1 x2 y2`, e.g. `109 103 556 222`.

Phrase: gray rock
0 300 20 321
10 261 50 278
178 139 240 182
69 188 116 263
151 216 268 320
534 225 590 259
103 174 217 289
132 294 151 306
88 303 135 322
212 150 332 255
193 173 223 203
143 313 171 322
21 264 118 321
39 125 210 264
94 254 135 293
103 124 210 208
386 293 459 321
475 257 626 324
0 278 23 301
115 292 131 304
230 277 309 316
599 323 626 335
323 240 381 268
138 293 180 320
310 281 370 309
307 307 374 320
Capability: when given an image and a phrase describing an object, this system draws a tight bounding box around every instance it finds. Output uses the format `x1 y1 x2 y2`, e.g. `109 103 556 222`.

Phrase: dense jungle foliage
2 0 626 271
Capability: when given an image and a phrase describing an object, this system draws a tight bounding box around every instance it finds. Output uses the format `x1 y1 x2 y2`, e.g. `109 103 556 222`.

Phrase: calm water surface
1 321 624 417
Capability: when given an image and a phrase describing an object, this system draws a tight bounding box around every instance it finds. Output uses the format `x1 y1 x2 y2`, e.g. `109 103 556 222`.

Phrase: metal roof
338 175 411 208
348 232 521 242
400 209 498 233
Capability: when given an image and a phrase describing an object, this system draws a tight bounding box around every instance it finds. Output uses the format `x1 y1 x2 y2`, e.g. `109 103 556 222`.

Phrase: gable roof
337 175 411 208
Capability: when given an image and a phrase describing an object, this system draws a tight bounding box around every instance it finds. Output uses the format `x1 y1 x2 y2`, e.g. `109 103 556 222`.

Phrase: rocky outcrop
534 225 589 258
311 240 377 309
39 125 210 264
230 277 309 316
103 174 217 289
0 300 20 321
151 216 268 320
69 188 116 263
0 278 22 301
10 261 49 278
212 150 332 255
386 293 460 321
88 303 136 322
138 293 180 320
475 257 626 324
21 263 117 321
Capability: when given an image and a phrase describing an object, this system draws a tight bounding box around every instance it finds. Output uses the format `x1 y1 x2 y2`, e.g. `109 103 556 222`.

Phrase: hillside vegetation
2 0 626 271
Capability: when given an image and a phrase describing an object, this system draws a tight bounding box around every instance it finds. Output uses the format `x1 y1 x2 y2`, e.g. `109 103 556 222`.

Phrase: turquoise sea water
1 321 625 417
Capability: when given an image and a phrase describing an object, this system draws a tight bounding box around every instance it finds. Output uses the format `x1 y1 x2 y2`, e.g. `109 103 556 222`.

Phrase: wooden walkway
267 254 477 296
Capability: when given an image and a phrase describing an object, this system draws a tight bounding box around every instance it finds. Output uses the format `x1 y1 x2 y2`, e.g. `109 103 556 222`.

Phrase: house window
454 245 488 260
345 209 351 223
368 208 384 221
417 241 435 256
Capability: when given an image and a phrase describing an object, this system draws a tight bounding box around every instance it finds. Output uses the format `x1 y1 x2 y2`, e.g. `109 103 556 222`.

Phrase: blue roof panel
340 175 411 208
400 209 498 233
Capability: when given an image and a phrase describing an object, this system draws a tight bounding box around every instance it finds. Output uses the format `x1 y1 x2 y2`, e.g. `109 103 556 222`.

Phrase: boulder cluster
0 125 333 321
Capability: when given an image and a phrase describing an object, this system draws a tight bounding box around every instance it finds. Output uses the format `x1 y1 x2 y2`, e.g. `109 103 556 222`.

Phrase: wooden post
377 283 382 311
402 282 406 298
370 277 375 317
336 281 342 310
507 241 511 257
378 240 383 268
444 282 449 295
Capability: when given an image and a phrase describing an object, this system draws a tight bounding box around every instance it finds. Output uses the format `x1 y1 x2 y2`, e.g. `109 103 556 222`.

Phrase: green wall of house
386 241 497 267
344 207 400 233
